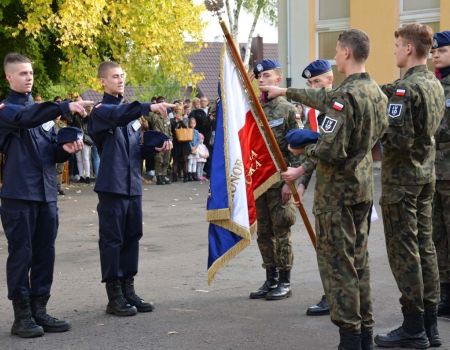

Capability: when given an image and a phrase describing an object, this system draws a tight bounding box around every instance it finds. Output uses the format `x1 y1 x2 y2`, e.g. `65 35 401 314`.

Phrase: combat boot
338 328 361 350
11 299 44 338
438 282 450 317
306 294 330 316
424 306 441 347
156 175 164 185
265 270 292 300
30 295 70 332
121 277 154 312
374 309 429 349
249 267 278 299
361 328 373 350
105 280 137 316
192 172 199 181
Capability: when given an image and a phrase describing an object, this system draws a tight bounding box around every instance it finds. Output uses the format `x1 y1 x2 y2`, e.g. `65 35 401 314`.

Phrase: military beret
57 126 83 145
253 59 281 78
302 60 332 79
285 129 320 149
432 31 450 49
141 130 169 156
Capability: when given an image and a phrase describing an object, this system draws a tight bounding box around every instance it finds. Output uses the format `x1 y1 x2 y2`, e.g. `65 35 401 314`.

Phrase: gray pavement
0 171 449 350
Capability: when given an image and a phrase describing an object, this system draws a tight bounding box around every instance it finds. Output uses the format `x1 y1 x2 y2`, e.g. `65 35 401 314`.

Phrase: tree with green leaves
1 0 205 100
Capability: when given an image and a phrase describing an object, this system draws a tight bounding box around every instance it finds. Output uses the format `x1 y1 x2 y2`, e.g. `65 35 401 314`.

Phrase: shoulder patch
269 118 284 128
395 88 406 97
321 116 337 133
388 103 403 118
332 101 344 111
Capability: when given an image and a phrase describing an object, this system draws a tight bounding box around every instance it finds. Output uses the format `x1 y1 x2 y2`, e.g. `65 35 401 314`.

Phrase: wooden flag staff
218 19 316 249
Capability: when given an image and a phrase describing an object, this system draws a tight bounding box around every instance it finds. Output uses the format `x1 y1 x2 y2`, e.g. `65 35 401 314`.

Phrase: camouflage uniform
381 65 444 313
147 112 172 176
54 119 68 189
433 73 450 284
256 96 300 271
286 72 388 332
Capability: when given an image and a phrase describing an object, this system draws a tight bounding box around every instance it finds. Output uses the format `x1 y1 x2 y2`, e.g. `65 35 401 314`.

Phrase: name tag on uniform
446 99 450 108
42 120 55 132
269 118 284 128
131 119 141 131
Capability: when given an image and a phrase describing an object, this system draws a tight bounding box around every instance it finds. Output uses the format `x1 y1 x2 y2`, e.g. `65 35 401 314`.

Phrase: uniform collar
403 65 429 79
102 92 123 105
5 90 34 105
262 95 283 107
340 72 371 86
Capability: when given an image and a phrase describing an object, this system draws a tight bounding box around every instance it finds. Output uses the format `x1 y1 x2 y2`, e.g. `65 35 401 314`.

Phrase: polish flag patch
395 88 406 96
332 101 344 111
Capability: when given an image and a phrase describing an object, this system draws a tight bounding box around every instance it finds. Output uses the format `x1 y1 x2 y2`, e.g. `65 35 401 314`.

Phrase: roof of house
190 42 278 100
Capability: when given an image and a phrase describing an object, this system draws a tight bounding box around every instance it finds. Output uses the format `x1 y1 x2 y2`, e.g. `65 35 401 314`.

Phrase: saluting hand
259 85 287 100
150 102 176 117
63 140 84 154
68 101 93 118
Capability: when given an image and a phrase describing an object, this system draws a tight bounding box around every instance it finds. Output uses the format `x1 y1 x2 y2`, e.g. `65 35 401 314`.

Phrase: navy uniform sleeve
88 101 150 137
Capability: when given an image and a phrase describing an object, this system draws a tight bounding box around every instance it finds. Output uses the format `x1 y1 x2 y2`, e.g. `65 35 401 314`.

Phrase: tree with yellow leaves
0 0 205 99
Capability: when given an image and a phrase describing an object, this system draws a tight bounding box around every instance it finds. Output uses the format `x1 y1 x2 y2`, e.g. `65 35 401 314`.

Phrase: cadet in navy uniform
1 53 87 338
88 61 173 317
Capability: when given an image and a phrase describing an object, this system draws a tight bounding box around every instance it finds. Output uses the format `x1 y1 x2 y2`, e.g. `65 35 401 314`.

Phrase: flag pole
219 20 316 249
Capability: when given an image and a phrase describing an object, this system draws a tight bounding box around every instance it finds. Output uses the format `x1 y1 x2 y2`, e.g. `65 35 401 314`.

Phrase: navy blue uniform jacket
0 91 72 202
88 93 150 196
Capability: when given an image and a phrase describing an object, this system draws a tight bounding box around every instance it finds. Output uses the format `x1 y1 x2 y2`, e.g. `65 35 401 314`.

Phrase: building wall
278 0 445 87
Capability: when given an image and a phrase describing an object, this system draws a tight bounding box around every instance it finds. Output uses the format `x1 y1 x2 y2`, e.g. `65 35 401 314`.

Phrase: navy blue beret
253 59 281 78
302 60 332 79
433 31 450 49
57 126 83 145
142 130 169 156
285 129 320 149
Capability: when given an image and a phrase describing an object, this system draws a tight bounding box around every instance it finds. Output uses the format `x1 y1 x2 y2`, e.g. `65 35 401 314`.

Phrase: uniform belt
436 142 450 150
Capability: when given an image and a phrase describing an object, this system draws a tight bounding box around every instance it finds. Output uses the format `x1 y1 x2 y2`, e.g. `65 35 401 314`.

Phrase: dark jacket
0 90 72 202
88 93 150 196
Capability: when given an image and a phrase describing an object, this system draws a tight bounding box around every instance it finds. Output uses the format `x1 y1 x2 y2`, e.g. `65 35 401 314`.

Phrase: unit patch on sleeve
388 103 403 118
321 116 338 133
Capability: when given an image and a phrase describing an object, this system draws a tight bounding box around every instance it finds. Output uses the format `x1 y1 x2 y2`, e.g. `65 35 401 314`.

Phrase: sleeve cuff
141 103 150 117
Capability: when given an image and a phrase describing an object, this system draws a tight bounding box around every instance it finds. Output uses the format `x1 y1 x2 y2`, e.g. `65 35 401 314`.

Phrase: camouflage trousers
56 162 65 188
256 187 296 271
381 182 440 313
315 201 373 332
432 180 450 283
155 151 170 176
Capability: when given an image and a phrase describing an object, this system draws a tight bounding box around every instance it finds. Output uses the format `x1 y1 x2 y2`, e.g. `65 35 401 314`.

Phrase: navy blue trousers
97 193 143 282
1 199 58 300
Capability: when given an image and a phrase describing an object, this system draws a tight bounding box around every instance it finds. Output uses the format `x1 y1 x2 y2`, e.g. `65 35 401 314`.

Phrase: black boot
438 282 450 317
361 328 373 350
191 172 199 181
121 277 154 312
105 280 137 316
306 294 330 316
265 270 292 300
249 267 278 299
30 295 70 333
374 309 429 349
11 299 44 338
424 306 441 347
156 175 164 185
339 329 362 350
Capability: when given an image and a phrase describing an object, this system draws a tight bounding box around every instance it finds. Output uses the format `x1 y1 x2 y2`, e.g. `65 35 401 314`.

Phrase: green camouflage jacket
146 112 173 139
435 74 450 180
286 72 388 213
261 96 300 188
381 65 445 185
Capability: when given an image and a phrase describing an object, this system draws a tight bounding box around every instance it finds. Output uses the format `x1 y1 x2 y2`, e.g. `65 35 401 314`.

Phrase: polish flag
395 88 406 96
332 101 344 111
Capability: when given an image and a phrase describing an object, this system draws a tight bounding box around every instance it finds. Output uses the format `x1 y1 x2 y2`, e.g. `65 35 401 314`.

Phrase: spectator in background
196 133 209 181
187 117 200 181
34 94 43 103
171 103 190 182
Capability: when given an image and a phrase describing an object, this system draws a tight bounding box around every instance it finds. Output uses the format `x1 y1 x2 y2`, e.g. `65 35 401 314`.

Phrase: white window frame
399 0 440 24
